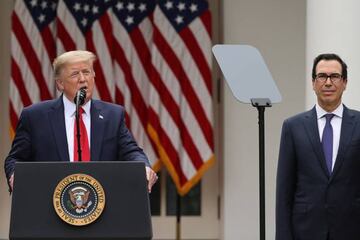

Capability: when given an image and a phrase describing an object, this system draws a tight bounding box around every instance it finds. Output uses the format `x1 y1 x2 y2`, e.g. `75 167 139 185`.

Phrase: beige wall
221 0 305 239
306 0 360 110
0 0 13 238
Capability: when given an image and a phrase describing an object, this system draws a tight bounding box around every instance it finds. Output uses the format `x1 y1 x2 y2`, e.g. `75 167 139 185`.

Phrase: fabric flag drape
9 0 214 196
148 0 214 195
10 0 58 138
110 0 160 169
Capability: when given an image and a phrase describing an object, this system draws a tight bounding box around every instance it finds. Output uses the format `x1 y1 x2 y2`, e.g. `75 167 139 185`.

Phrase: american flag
110 0 160 170
10 0 214 195
148 0 214 195
10 0 58 138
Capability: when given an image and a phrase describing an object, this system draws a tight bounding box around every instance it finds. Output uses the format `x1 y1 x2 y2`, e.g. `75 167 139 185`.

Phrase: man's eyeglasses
315 73 343 83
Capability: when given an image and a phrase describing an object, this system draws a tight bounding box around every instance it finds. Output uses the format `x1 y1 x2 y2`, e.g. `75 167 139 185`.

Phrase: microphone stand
75 92 82 162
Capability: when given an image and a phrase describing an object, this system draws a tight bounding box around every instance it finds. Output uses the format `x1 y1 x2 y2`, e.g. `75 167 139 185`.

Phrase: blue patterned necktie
322 114 335 174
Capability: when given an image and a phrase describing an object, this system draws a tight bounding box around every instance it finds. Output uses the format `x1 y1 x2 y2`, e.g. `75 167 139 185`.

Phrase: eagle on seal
69 186 92 214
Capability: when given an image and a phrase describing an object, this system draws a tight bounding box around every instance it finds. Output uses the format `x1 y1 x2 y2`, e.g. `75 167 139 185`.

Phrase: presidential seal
53 174 105 226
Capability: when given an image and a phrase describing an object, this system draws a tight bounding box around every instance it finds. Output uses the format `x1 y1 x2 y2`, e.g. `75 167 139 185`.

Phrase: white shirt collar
315 103 343 119
62 95 91 117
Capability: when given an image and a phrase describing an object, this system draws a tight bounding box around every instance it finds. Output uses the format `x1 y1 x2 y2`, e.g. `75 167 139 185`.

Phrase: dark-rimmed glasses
315 73 343 83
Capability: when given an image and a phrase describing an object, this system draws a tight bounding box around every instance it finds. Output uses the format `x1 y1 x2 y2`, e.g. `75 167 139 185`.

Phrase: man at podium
4 50 157 193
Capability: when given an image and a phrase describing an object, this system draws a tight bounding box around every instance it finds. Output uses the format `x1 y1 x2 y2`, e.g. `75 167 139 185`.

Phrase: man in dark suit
276 53 360 240
5 50 157 193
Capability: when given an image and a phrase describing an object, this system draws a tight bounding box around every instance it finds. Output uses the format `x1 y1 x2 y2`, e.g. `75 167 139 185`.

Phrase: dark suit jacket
276 106 360 240
4 97 150 181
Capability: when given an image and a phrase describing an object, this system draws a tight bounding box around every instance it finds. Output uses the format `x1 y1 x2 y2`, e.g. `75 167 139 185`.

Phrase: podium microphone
73 87 87 162
74 87 86 106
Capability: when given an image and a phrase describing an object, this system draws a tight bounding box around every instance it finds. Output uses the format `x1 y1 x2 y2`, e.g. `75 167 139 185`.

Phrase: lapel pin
99 114 104 119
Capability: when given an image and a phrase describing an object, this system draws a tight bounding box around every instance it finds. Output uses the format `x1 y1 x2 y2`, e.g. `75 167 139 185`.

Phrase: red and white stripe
10 0 56 136
149 5 214 194
111 11 159 167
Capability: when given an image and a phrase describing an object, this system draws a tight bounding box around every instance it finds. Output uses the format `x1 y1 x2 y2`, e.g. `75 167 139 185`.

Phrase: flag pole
176 193 181 240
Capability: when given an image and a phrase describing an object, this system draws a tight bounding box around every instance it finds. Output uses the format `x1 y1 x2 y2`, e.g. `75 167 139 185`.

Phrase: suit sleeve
116 108 150 167
4 109 32 182
276 119 297 240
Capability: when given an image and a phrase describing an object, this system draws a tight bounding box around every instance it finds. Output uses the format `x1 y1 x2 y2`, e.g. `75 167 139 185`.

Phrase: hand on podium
9 173 14 193
145 166 158 193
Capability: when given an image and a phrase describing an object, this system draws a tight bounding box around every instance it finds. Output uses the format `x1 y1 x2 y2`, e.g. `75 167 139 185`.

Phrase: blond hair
53 50 96 78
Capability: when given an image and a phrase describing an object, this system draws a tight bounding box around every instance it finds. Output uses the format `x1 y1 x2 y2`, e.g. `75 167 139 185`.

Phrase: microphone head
73 87 87 106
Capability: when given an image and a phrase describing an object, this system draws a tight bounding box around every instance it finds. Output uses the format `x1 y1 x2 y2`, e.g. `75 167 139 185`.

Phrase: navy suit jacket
4 97 150 181
276 106 360 240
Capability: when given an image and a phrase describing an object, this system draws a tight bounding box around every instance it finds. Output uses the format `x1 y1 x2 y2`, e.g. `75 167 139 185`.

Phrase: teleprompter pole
251 98 272 240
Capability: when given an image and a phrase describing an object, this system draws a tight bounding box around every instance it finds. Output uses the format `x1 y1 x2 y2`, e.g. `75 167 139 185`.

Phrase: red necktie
74 108 90 161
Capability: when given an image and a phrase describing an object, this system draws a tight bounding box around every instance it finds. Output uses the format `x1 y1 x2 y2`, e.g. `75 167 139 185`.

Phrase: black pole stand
176 193 181 240
251 98 272 240
75 104 82 162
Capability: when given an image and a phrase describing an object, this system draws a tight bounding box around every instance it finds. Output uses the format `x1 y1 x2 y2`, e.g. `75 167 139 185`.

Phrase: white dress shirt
316 103 343 171
63 95 91 162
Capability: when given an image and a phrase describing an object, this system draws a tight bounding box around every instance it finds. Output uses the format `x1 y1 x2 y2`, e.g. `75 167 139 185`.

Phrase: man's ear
312 79 316 91
343 79 347 91
55 78 64 91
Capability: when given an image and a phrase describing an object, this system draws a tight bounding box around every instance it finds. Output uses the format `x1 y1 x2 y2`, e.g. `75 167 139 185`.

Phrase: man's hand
9 173 14 193
145 166 158 193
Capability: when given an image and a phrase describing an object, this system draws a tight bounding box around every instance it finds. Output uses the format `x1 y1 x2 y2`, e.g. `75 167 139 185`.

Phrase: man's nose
78 72 86 82
324 77 333 86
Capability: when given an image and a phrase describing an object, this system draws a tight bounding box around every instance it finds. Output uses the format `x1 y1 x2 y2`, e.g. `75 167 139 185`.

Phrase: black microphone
74 87 86 162
73 87 87 106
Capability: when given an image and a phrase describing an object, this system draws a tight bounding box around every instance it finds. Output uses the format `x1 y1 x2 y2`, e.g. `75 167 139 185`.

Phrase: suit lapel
303 107 330 178
331 106 356 180
90 101 105 161
49 97 69 161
